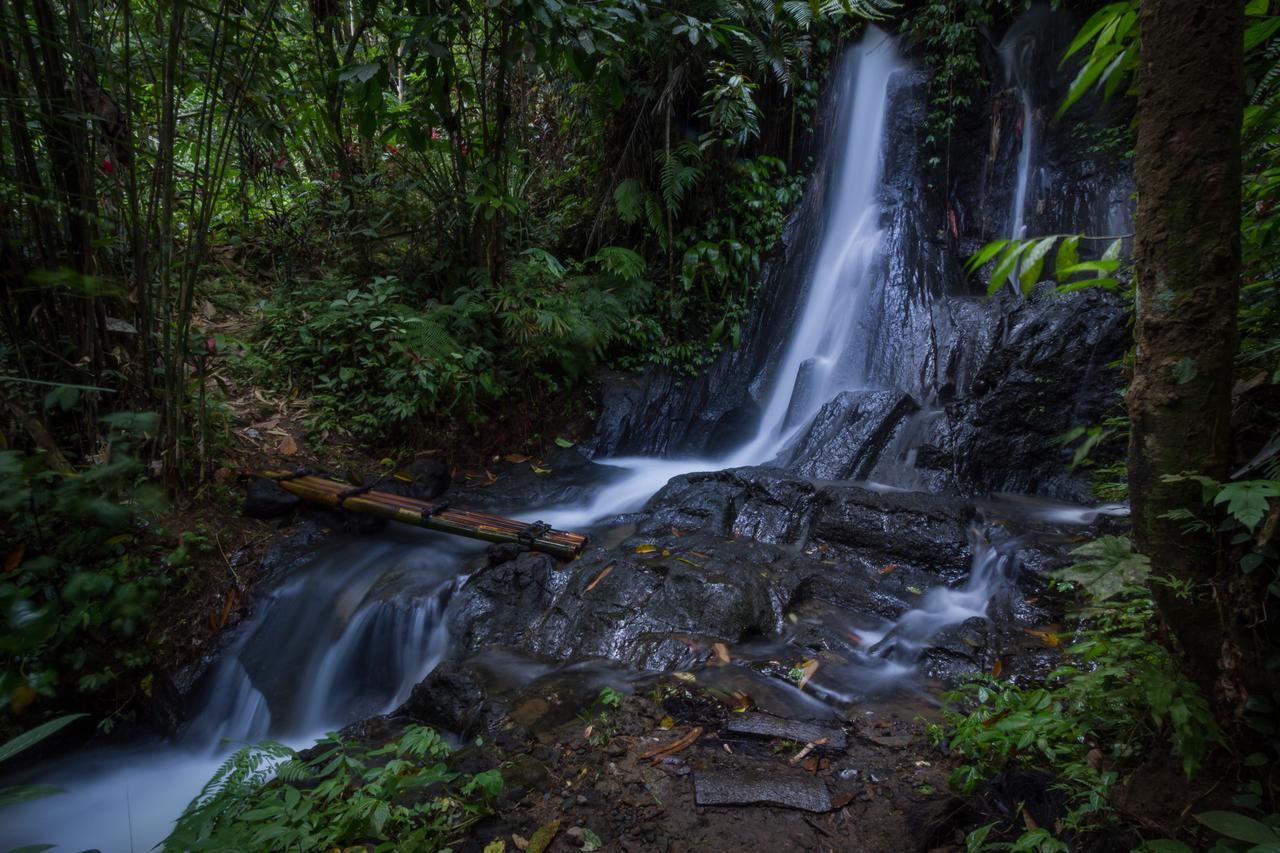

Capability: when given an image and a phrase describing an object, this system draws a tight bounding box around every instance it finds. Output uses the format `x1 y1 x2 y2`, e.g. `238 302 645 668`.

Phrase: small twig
789 736 829 765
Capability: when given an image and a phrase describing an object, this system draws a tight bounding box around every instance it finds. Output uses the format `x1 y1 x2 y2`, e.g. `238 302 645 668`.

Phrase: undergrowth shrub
930 537 1216 849
250 252 651 441
165 724 501 851
0 413 188 734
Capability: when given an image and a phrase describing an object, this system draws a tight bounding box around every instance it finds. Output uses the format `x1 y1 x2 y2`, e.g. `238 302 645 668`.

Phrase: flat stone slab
694 768 834 812
724 712 847 750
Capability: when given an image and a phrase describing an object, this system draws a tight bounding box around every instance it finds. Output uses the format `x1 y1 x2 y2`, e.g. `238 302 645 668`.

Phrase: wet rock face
780 391 921 481
922 284 1128 502
448 468 978 670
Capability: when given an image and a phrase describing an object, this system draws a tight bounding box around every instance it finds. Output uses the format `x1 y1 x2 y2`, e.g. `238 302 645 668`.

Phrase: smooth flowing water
6 23 1090 852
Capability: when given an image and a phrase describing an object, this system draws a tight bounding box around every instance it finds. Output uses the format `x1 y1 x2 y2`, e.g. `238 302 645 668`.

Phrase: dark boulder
395 661 492 738
242 476 300 519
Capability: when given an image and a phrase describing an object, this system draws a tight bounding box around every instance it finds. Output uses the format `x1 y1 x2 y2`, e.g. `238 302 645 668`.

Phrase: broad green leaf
1195 811 1280 845
966 239 1009 274
989 243 1032 294
1060 42 1122 116
1019 236 1059 292
0 714 86 765
338 62 381 83
1053 536 1150 600
1063 3 1132 61
1055 235 1081 279
0 784 65 807
1139 841 1195 853
1213 481 1280 531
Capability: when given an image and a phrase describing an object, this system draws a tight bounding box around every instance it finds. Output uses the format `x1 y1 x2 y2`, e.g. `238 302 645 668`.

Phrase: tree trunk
1127 0 1244 706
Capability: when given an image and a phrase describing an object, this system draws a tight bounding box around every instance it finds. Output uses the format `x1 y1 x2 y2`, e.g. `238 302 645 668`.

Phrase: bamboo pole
262 471 586 559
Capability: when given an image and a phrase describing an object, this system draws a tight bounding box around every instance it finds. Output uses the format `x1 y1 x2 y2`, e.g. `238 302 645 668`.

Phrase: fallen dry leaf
584 563 614 593
279 434 298 456
638 726 703 762
526 819 559 853
4 543 26 573
796 658 819 691
879 563 899 575
504 454 530 463
711 642 730 664
217 588 237 630
1024 628 1062 648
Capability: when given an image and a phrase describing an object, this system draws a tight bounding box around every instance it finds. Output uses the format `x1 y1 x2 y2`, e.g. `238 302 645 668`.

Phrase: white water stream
5 24 1080 852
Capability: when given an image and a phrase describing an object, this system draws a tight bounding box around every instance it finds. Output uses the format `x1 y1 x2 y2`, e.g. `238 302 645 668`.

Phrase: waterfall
535 26 907 531
999 6 1053 241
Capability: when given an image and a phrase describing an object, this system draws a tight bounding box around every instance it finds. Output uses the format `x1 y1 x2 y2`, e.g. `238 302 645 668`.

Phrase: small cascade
4 533 466 852
998 8 1049 240
868 529 1019 664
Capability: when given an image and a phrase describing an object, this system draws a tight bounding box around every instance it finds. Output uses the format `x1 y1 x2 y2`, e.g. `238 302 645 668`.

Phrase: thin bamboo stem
262 472 586 559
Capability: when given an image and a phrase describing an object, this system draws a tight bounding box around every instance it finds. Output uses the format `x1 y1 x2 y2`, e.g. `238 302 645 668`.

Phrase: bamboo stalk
262 471 586 559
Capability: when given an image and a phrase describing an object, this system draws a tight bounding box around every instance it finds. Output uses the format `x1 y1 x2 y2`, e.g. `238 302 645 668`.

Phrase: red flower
101 157 113 174
329 170 341 180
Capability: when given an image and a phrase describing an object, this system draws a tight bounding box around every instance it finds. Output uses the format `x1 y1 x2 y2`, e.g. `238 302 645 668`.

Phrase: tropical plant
165 724 501 851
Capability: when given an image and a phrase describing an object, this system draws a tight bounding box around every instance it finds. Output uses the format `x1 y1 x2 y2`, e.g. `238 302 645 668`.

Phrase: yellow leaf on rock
634 544 658 555
526 819 560 853
9 684 36 714
659 715 674 729
797 659 819 691
1024 628 1062 648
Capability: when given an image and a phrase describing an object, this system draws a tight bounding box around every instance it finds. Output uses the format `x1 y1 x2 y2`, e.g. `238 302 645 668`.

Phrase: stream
4 19 1133 852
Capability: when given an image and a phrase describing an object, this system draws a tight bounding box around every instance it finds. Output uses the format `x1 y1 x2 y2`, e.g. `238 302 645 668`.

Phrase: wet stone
725 712 848 750
694 768 834 812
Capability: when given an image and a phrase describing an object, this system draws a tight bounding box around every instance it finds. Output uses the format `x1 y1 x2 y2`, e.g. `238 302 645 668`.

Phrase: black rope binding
335 471 395 507
518 521 551 546
427 501 451 517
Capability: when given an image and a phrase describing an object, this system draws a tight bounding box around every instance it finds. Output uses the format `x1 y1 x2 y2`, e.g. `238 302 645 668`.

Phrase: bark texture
1128 0 1243 704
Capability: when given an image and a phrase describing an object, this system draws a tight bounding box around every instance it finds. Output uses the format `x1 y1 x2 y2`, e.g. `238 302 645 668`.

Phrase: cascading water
5 533 466 852
1000 21 1038 240
539 27 907 529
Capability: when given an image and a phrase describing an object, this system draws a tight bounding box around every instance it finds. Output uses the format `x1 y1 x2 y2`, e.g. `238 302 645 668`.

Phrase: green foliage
165 724 500 851
904 1 1014 176
0 415 182 727
934 540 1216 849
583 685 625 747
966 234 1127 296
1161 472 1280 578
0 713 85 809
1057 2 1139 117
1053 536 1149 601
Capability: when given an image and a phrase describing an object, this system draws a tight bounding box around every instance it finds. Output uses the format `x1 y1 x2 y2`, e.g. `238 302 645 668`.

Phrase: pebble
565 826 586 847
838 768 860 781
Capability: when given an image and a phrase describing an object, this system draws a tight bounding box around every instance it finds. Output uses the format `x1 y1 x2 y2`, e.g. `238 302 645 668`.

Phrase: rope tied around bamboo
262 471 587 560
